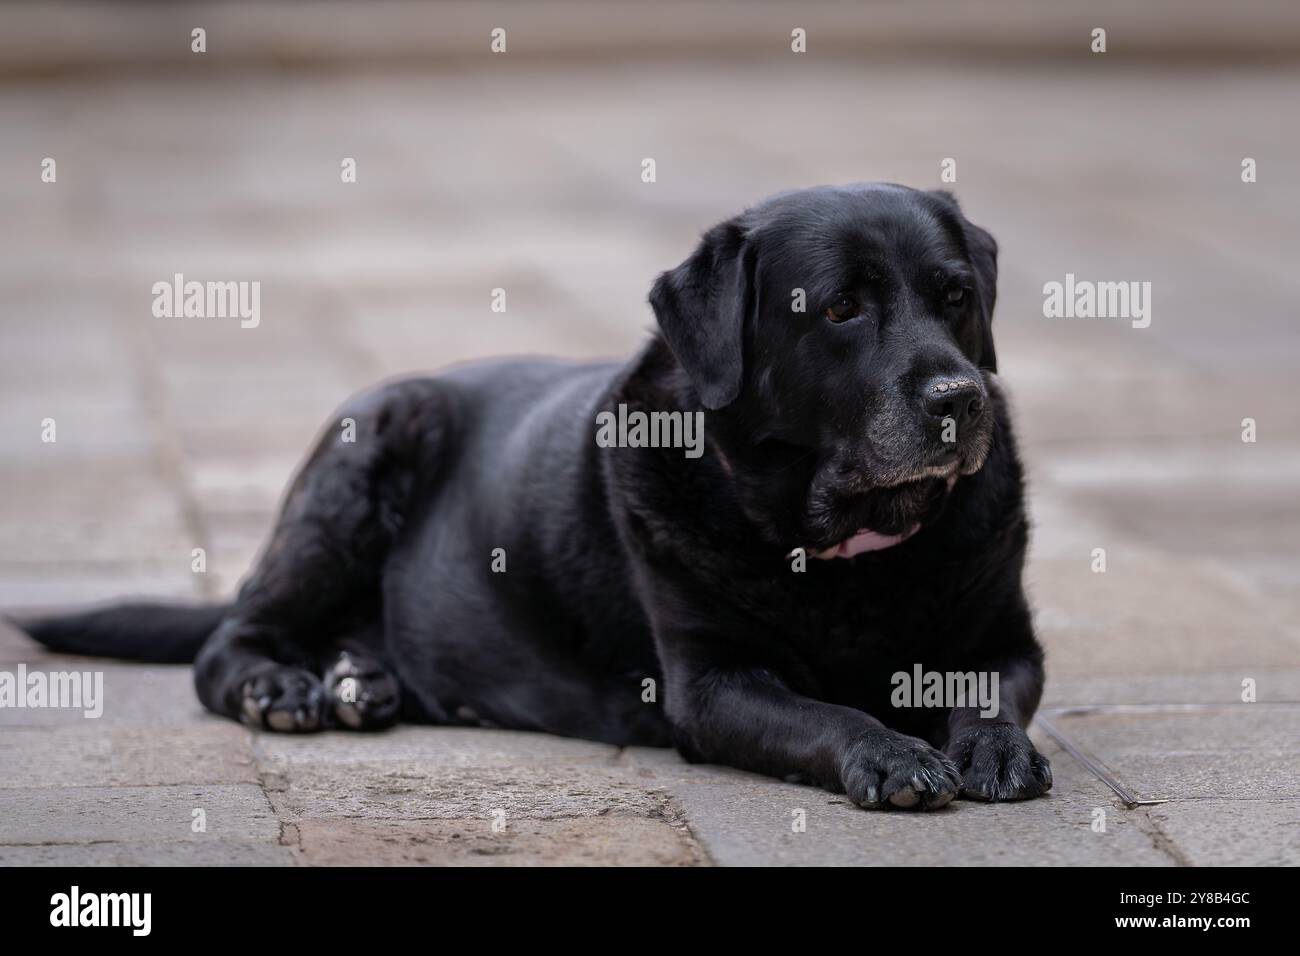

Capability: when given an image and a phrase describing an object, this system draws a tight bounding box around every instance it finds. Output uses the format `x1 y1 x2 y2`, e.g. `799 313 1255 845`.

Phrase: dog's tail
10 601 231 664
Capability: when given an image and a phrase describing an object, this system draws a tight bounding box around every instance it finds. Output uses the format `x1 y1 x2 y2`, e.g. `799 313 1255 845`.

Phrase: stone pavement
1 43 1299 864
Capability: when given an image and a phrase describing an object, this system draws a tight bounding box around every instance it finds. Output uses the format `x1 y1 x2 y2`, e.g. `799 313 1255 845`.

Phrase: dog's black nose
923 377 985 432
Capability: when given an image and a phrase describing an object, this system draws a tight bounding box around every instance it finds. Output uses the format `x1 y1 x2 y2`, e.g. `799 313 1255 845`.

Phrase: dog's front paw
840 728 962 811
946 723 1052 802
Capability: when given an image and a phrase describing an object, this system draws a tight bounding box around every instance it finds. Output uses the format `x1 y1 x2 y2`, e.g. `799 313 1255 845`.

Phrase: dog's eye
826 295 859 322
946 288 966 308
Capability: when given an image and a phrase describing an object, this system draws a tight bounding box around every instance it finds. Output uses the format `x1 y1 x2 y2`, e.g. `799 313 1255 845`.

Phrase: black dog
21 183 1051 808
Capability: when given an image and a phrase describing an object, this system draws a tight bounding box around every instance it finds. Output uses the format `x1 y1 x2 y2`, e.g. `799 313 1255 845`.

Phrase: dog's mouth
810 524 922 559
801 470 959 559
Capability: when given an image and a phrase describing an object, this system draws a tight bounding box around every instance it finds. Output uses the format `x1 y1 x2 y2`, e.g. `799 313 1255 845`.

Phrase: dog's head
649 183 1000 555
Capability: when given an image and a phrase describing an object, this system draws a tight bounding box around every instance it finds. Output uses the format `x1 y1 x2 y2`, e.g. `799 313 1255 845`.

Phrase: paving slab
0 784 279 845
254 724 622 768
622 733 1175 867
0 661 203 727
250 727 711 865
1027 553 1300 677
0 723 257 789
1042 670 1300 708
289 817 704 867
0 840 296 867
1143 799 1300 867
1044 705 1300 807
262 760 673 823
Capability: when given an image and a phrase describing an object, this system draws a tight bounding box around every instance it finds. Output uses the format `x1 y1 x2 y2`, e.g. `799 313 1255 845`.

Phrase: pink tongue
815 525 920 559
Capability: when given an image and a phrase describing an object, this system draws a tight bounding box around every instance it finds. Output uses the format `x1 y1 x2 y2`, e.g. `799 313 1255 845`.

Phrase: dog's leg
942 640 1053 802
664 664 962 810
194 379 450 732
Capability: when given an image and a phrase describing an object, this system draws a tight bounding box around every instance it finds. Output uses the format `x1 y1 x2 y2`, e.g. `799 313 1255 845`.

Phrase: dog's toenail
336 703 363 728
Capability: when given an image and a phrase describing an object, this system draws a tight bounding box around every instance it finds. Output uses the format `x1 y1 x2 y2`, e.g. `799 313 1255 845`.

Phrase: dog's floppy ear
931 191 999 373
963 218 999 373
649 220 752 410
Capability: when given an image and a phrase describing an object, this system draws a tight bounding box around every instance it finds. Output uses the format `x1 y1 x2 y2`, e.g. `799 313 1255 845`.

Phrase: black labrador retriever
21 183 1051 809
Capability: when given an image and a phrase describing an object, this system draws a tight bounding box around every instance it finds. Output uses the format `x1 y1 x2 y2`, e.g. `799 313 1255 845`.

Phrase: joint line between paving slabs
1032 714 1167 810
1046 702 1299 717
120 305 217 600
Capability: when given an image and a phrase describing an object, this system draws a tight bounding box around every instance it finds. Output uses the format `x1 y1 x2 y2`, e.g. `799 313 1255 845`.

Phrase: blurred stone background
0 0 1297 865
